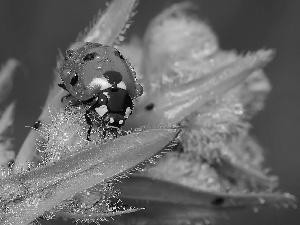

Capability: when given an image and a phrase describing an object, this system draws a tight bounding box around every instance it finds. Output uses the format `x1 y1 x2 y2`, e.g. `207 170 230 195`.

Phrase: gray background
0 0 299 224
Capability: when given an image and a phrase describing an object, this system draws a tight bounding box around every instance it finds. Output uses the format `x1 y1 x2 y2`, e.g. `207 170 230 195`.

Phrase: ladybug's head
93 87 133 128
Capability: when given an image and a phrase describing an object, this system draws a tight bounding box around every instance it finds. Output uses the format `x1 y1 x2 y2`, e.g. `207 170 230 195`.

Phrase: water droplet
203 218 211 225
94 172 103 176
282 203 290 209
63 69 72 75
203 41 216 55
258 198 265 204
119 36 125 42
95 55 102 60
253 207 259 213
234 103 244 115
95 65 102 71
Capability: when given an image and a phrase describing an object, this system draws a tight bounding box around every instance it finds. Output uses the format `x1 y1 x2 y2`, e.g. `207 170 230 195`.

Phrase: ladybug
58 42 143 140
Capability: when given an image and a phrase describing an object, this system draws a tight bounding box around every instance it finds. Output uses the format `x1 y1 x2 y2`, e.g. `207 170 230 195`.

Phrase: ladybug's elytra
58 42 143 140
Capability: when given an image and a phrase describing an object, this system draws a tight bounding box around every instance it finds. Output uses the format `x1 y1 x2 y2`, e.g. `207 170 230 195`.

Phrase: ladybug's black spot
145 103 154 111
83 52 97 61
70 73 79 86
103 71 122 85
114 50 125 60
211 197 225 206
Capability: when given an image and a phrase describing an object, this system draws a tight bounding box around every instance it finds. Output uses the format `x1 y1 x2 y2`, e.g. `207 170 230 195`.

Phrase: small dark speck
145 103 154 111
211 197 225 206
33 120 42 129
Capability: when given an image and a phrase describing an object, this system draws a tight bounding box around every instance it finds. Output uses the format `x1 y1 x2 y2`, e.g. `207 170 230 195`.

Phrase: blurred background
0 0 299 224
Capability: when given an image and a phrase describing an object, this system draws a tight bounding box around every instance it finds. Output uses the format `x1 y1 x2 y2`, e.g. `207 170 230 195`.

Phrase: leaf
118 175 295 208
125 50 274 129
112 174 296 225
0 59 19 104
80 0 137 44
0 102 15 170
141 2 219 92
212 156 278 191
0 102 15 136
0 128 178 225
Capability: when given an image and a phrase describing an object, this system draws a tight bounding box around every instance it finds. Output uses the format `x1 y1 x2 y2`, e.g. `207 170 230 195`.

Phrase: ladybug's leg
61 94 81 106
84 109 93 141
83 93 109 140
61 93 72 103
83 96 101 141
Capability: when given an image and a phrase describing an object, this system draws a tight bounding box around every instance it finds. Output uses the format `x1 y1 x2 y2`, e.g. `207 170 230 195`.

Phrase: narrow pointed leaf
106 201 223 225
125 50 274 129
0 128 178 225
0 102 15 169
213 157 278 191
0 59 19 104
0 102 15 135
110 174 295 224
82 0 137 44
56 208 140 221
117 175 295 208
